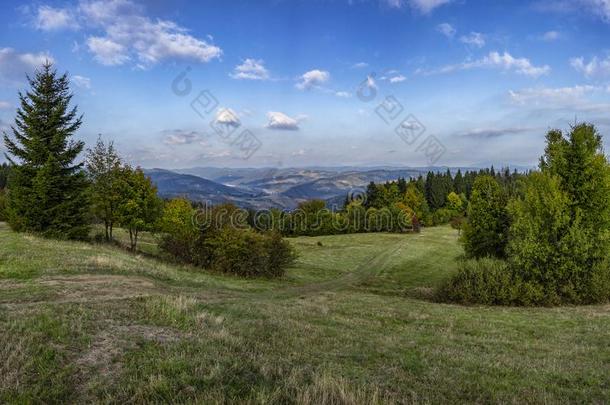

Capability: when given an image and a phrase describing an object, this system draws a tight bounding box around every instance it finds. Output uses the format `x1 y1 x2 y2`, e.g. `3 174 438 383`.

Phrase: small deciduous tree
118 167 162 250
403 183 430 226
85 137 126 241
446 191 464 212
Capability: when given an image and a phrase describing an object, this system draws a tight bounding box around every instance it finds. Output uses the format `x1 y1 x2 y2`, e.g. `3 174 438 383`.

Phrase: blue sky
1 0 610 168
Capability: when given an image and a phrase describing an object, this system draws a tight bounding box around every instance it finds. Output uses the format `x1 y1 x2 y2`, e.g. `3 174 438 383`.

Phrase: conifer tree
3 62 89 239
461 175 509 258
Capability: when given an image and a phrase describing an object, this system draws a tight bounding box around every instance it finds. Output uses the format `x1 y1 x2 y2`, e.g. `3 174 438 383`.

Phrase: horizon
1 0 610 168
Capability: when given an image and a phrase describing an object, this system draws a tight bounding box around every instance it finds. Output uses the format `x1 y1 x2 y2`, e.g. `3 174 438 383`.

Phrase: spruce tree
453 169 464 195
461 175 509 258
3 62 89 239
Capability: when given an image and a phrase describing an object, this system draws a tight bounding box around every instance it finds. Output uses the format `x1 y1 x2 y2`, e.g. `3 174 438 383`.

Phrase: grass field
0 223 609 403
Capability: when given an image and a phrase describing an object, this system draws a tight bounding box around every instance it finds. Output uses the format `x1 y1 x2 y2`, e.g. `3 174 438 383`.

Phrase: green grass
0 222 609 403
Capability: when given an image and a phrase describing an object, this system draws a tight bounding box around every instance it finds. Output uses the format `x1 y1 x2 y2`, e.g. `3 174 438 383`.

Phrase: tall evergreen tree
453 169 464 195
3 62 89 239
461 175 509 258
0 163 10 190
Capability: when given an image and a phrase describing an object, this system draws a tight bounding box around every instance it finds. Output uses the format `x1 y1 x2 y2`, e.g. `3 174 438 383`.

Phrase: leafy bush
205 228 296 278
449 215 465 234
158 200 296 278
437 258 519 305
432 208 459 225
158 198 198 261
438 255 610 306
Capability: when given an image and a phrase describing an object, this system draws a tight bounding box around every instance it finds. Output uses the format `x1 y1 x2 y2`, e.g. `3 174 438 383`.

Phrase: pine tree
453 169 464 195
3 62 89 239
0 163 10 189
461 175 509 258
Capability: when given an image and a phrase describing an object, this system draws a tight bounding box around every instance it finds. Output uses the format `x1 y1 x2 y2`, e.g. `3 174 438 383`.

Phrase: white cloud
436 23 456 38
230 59 269 80
162 130 201 145
581 0 610 20
411 0 452 13
389 74 407 83
0 48 54 83
72 75 91 89
266 111 300 130
74 0 222 67
460 32 485 48
509 85 599 105
35 5 78 31
385 0 453 14
456 127 534 139
86 37 129 66
335 91 352 98
482 52 550 76
0 101 11 109
351 62 368 69
535 0 610 23
215 108 241 127
542 30 561 41
418 51 550 78
570 56 610 78
296 69 330 90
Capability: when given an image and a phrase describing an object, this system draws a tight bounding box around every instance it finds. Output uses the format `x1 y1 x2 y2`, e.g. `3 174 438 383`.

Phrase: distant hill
147 165 530 210
145 169 298 209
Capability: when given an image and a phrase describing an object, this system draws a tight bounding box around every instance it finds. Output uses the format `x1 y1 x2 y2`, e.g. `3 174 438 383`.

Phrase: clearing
0 223 608 403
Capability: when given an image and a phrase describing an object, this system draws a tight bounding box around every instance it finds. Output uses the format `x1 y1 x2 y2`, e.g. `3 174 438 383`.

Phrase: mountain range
145 165 532 210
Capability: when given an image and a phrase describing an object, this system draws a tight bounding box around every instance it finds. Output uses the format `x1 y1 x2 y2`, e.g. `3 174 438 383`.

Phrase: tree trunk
133 230 139 251
104 220 110 241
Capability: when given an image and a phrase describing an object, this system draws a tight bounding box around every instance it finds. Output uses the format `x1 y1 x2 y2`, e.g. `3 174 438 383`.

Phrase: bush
203 228 296 278
158 200 296 278
432 208 459 225
449 215 465 234
158 198 198 260
437 258 519 305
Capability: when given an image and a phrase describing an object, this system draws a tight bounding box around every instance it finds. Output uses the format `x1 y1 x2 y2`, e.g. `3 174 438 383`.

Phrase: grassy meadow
0 222 608 403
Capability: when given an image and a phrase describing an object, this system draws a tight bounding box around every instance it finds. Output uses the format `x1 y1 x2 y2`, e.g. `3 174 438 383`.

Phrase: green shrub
437 258 519 305
205 228 296 278
158 200 296 278
158 198 198 261
432 208 459 225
